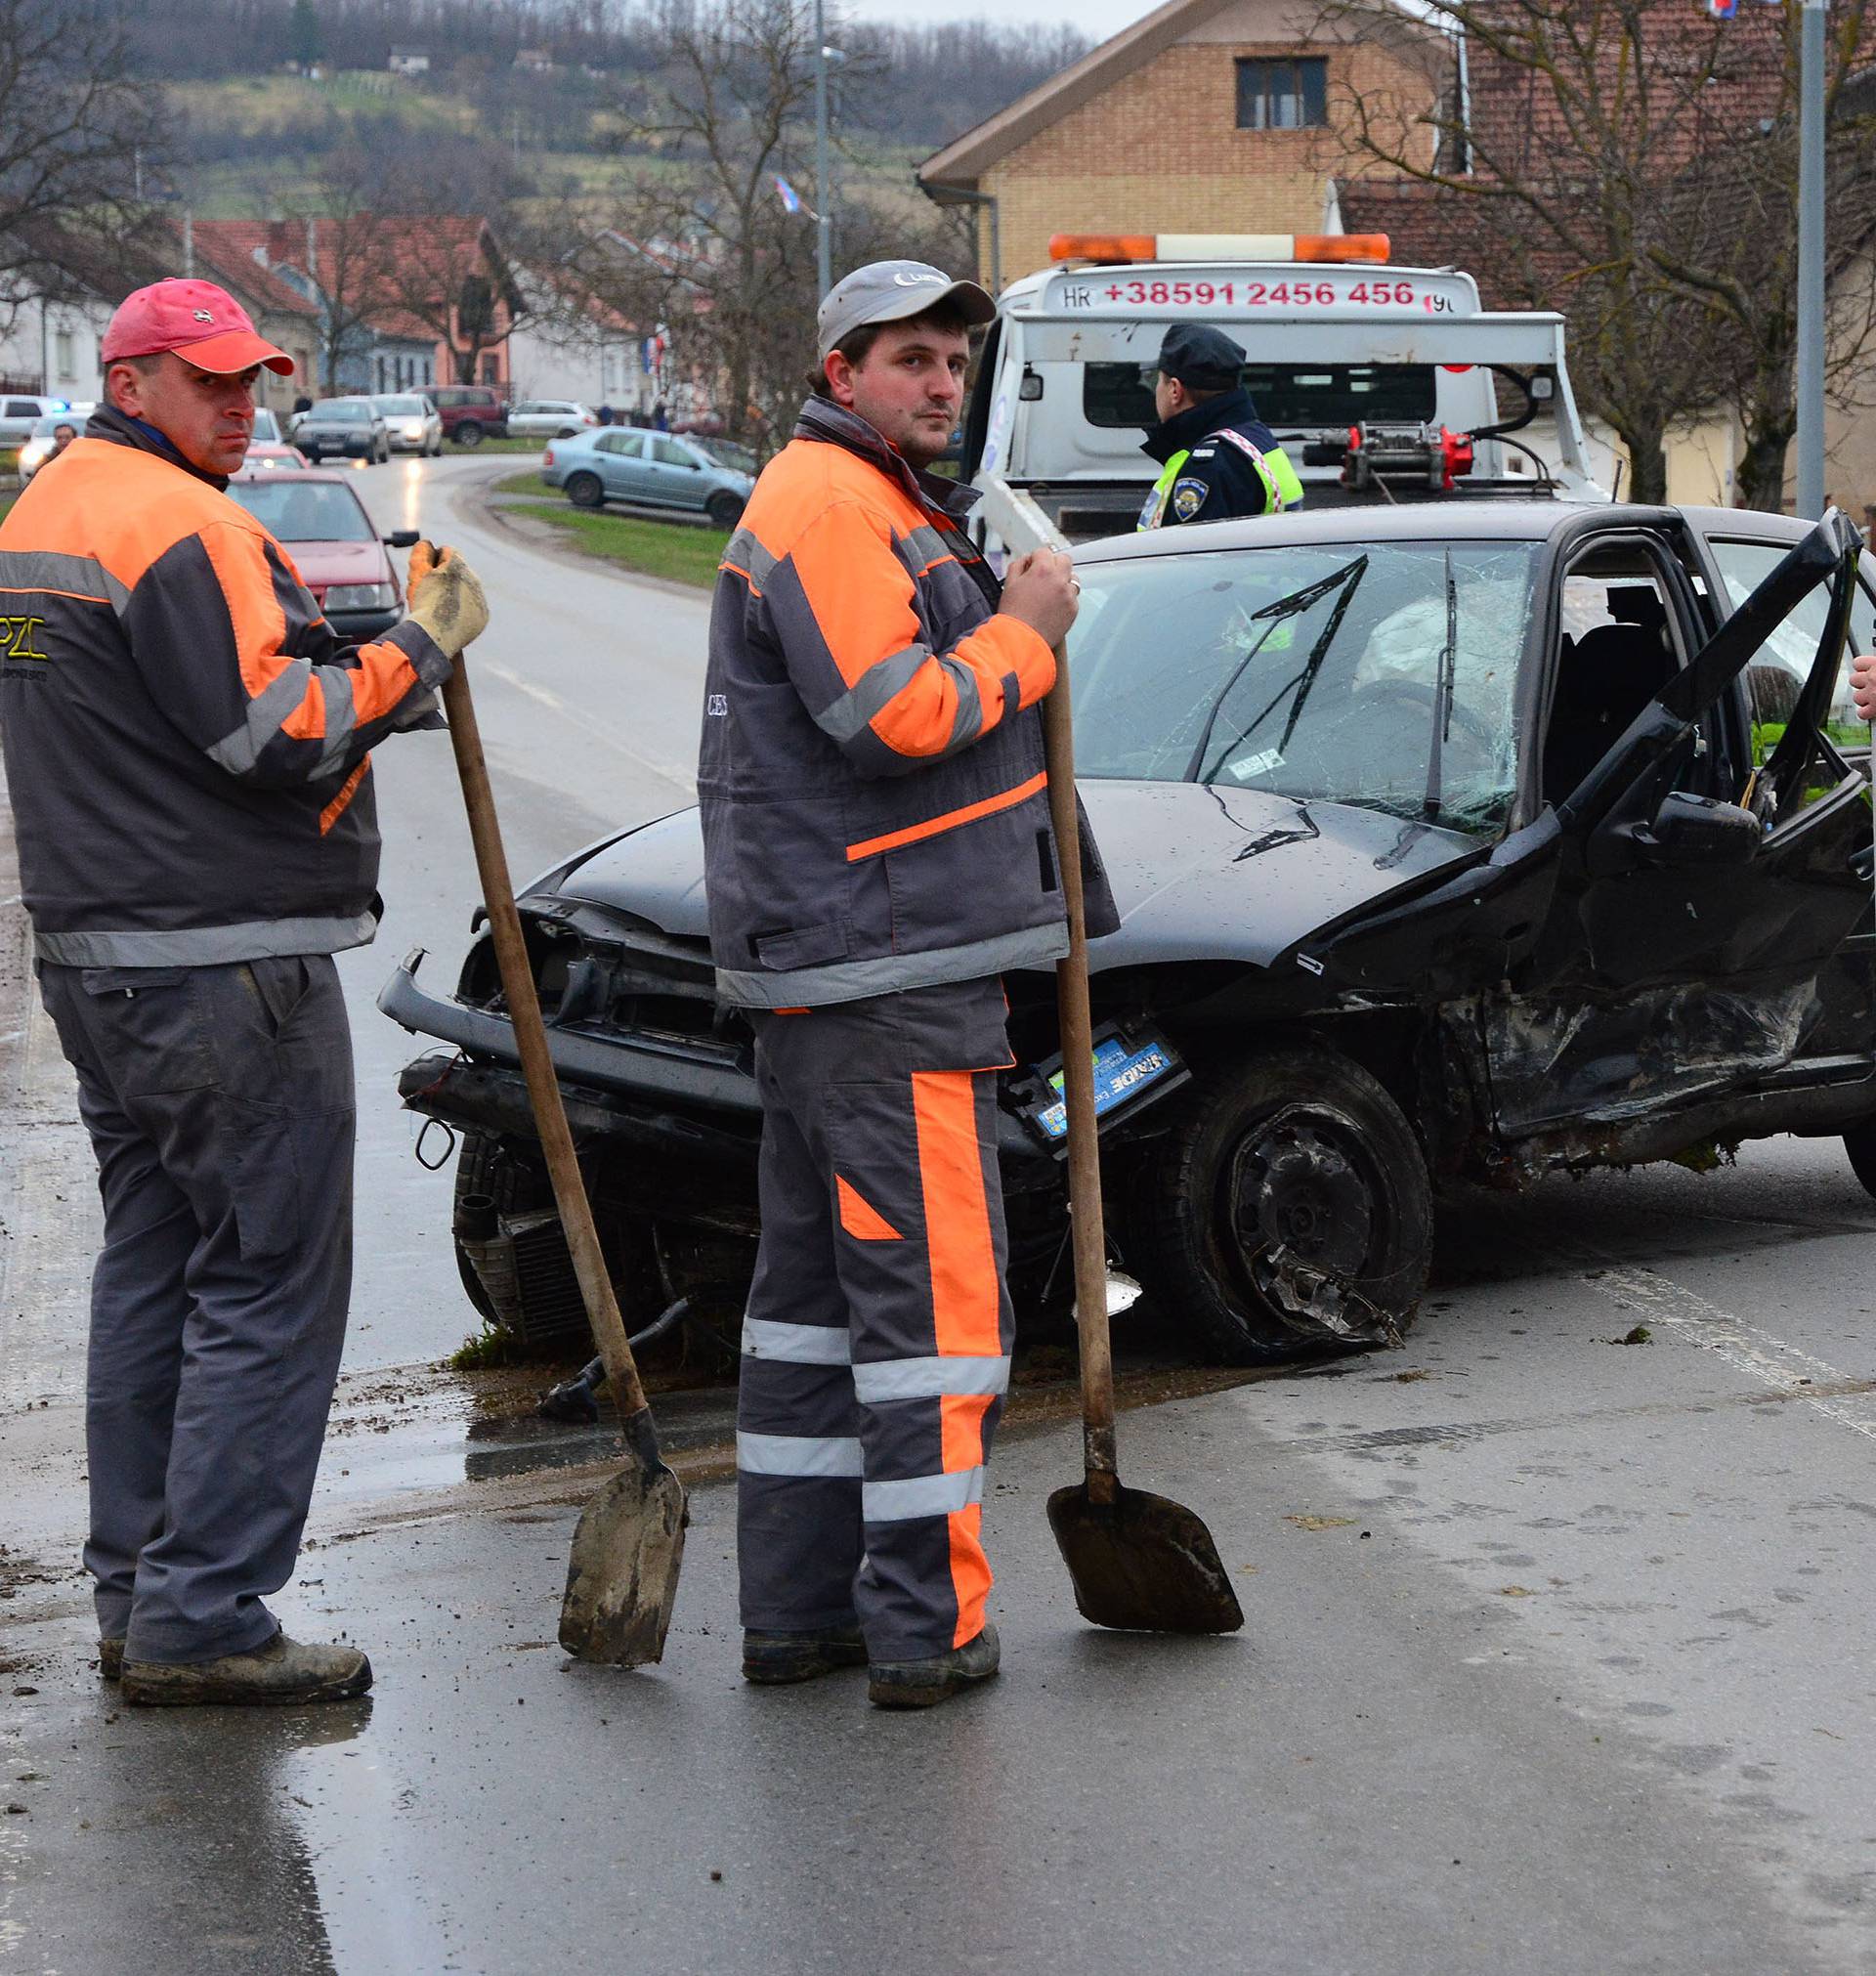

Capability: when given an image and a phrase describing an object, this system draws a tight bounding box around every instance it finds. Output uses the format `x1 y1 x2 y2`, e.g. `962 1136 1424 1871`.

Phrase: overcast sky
843 0 1163 32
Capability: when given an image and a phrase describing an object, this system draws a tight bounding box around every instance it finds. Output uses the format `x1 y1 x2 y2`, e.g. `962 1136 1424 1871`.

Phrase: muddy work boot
868 1623 1001 1710
121 1633 372 1707
99 1637 125 1681
742 1626 868 1686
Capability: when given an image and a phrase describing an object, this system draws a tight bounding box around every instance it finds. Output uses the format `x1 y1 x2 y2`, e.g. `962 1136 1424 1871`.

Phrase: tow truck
961 231 1610 549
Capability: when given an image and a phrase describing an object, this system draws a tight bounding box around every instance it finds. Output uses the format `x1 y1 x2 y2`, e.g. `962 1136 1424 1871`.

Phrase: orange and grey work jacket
0 408 450 967
701 396 1117 1009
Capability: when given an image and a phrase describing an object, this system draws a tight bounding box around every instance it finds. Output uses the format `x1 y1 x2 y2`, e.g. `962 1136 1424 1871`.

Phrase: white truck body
962 259 1609 547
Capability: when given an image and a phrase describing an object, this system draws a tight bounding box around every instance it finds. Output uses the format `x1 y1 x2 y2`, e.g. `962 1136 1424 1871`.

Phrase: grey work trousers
37 954 355 1664
737 979 1015 1661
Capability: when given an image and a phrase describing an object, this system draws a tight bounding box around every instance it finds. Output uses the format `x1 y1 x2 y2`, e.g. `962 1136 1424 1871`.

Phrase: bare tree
276 151 403 394
1319 0 1876 507
574 0 968 449
361 138 536 384
0 0 166 334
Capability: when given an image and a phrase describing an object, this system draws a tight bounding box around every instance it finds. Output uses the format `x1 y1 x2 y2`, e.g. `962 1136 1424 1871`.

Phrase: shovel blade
558 1462 688 1665
1047 1480 1244 1634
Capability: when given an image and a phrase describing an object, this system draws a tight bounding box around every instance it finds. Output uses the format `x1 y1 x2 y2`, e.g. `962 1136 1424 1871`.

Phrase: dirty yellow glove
406 539 489 659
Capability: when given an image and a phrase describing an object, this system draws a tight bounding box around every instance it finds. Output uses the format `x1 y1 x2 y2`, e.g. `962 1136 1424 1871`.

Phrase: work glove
406 539 490 659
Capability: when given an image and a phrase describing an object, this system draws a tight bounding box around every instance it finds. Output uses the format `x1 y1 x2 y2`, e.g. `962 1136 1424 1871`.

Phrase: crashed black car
382 501 1876 1364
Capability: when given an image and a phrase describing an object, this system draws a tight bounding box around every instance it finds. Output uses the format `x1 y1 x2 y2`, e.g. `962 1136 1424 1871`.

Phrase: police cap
1156 322 1247 391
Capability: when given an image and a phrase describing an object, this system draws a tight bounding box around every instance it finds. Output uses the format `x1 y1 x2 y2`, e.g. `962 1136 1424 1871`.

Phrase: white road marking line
478 662 695 794
1595 1264 1876 1442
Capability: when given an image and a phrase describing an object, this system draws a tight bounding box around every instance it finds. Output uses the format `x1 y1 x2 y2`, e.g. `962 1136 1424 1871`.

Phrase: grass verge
453 436 549 455
497 494 730 589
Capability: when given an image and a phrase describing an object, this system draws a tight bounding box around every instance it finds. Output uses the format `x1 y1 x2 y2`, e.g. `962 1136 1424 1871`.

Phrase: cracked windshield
1066 540 1537 833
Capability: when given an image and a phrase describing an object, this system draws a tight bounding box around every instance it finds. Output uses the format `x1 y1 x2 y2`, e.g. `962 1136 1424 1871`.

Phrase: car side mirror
1631 790 1761 868
385 530 420 548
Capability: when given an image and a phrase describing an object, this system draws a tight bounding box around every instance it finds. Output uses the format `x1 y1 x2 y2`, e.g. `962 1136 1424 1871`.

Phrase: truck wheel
705 490 745 529
565 472 604 510
1844 1118 1876 1197
1132 1044 1432 1364
452 420 483 448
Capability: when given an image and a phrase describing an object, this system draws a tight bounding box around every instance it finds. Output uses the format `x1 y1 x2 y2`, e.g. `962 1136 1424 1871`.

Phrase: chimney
306 217 318 279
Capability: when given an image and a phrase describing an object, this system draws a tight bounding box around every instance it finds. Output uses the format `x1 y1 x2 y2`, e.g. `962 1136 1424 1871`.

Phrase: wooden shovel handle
440 656 655 1439
1042 649 1119 1498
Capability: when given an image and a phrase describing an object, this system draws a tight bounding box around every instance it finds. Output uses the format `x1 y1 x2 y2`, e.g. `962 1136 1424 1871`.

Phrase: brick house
917 0 1442 290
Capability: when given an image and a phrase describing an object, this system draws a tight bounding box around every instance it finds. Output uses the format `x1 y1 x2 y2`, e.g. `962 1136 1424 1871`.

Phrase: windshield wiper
1184 555 1369 785
1422 550 1457 823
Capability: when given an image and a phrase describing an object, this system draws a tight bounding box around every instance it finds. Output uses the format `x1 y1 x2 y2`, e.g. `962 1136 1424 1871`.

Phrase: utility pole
1795 0 1826 518
813 0 831 298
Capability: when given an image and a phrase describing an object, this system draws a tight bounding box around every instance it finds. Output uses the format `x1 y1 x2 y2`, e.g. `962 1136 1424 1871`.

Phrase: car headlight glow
323 581 397 611
403 421 424 439
19 439 52 470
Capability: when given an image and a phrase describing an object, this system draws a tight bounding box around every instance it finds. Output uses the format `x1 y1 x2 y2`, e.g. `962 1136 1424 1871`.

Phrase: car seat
1542 618 1679 802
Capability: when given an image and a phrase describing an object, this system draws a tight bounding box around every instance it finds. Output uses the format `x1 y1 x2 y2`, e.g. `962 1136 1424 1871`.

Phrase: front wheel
1132 1044 1433 1364
705 490 745 529
565 471 604 510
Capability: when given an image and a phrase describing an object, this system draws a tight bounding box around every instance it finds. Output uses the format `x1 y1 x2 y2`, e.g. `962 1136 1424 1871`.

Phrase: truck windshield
1066 540 1536 833
1084 363 1439 431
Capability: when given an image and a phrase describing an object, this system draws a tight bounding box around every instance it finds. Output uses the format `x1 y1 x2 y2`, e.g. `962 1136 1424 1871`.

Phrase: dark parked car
381 501 1876 1364
292 398 390 463
426 385 509 447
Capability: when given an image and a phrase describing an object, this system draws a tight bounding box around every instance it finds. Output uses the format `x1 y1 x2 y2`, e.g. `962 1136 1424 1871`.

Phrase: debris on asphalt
1285 1515 1357 1530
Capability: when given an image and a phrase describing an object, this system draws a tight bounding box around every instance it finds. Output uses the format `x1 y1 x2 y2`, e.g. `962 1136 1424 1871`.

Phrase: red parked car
224 468 420 638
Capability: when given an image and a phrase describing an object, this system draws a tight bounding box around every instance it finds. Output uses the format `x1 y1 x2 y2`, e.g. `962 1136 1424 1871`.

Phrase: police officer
1138 322 1303 529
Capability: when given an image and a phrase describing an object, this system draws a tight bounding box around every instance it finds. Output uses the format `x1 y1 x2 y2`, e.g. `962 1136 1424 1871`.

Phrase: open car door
1484 508 1870 1135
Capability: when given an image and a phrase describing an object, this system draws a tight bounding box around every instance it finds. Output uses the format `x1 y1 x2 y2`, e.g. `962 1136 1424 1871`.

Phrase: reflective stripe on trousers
735 978 1015 1660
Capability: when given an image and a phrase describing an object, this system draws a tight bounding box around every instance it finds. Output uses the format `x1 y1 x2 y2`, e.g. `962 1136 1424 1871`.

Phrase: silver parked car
508 398 598 440
372 394 445 455
540 427 752 527
291 398 391 464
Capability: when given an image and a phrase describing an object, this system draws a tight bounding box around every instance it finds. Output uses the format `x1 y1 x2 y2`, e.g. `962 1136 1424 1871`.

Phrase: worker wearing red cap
0 278 490 1705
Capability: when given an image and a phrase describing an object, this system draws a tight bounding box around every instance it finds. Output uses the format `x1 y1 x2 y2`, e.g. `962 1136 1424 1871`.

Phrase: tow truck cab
962 232 1610 545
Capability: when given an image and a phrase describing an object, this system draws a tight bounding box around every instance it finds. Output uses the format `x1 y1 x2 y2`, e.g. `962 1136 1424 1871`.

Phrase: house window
54 330 74 380
1236 57 1328 130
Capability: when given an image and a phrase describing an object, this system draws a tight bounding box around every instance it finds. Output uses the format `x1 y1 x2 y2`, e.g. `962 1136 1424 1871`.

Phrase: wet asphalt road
5 455 1876 1972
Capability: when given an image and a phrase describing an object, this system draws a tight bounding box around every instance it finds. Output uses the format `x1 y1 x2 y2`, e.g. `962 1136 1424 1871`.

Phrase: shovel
1039 644 1244 1635
440 643 686 1666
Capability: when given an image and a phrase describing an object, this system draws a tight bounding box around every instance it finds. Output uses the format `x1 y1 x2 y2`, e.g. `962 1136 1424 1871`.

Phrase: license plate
1020 1026 1185 1146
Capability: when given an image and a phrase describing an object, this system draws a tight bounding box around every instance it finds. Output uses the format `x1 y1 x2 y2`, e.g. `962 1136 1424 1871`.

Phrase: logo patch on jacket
1171 477 1211 522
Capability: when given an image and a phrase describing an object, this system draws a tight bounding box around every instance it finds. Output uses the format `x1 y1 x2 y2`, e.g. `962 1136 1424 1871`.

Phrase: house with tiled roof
0 216 320 412
917 0 1442 289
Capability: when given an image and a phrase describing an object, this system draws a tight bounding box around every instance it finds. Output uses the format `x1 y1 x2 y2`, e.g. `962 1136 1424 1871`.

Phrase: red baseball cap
101 279 294 376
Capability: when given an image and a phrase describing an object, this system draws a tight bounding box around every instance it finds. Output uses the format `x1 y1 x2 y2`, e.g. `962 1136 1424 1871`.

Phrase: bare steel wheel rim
1224 1103 1396 1343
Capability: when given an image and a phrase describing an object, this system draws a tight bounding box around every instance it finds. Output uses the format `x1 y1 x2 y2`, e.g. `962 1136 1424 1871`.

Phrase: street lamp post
814 0 831 298
1795 0 1826 517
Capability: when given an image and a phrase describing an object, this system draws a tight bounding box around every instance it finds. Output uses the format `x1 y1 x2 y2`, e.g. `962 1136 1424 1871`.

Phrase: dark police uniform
1138 322 1303 529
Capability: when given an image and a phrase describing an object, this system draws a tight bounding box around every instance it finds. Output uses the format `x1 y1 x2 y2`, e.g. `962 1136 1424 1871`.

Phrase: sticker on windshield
1226 747 1285 781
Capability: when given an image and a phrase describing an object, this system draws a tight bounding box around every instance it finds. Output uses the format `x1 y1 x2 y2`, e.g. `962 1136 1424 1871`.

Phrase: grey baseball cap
817 259 995 360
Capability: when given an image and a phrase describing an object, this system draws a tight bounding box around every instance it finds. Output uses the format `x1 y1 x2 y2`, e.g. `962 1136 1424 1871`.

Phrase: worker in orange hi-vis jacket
700 260 1121 1709
0 279 488 1708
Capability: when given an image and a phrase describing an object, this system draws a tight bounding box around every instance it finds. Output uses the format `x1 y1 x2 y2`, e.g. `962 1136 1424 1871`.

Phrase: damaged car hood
550 784 1486 970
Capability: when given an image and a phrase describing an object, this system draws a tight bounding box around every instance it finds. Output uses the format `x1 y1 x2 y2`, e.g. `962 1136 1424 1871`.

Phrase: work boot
868 1623 1001 1710
121 1633 373 1707
742 1626 868 1685
98 1636 125 1682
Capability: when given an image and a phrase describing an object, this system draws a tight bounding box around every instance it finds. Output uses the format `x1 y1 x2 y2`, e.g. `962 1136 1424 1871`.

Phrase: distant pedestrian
596 403 616 426
48 422 77 459
652 399 669 431
293 392 313 414
0 279 490 1706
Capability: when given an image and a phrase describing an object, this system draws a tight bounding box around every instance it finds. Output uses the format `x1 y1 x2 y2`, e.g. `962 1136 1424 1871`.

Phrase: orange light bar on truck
1048 233 1390 266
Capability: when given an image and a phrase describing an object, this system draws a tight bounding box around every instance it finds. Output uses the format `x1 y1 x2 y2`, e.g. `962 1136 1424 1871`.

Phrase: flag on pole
1706 0 1738 17
774 175 805 214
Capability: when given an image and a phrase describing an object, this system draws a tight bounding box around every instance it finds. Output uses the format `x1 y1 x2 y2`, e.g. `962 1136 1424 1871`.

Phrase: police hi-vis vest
1137 425 1305 530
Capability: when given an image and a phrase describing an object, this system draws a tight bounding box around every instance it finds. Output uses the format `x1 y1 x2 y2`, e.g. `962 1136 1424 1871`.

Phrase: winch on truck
961 231 1609 549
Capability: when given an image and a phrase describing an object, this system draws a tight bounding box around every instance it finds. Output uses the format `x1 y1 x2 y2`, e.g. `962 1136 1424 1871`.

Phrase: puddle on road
314 1345 1335 1520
